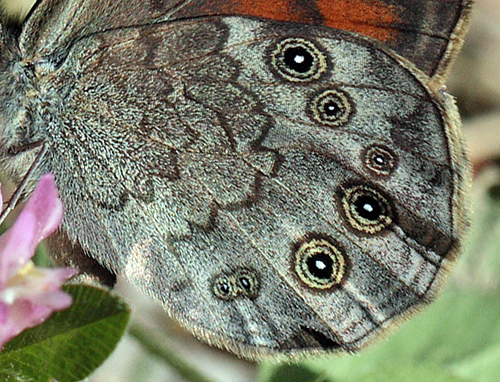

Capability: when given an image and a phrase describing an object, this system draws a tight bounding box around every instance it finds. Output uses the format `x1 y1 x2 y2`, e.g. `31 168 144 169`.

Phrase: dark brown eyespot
342 186 393 234
272 38 327 82
213 269 260 300
212 275 237 300
311 89 352 127
363 146 396 176
235 269 260 299
295 239 346 289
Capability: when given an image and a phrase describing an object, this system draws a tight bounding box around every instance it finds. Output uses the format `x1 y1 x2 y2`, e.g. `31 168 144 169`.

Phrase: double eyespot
212 268 260 301
272 38 327 82
295 239 346 289
342 185 393 234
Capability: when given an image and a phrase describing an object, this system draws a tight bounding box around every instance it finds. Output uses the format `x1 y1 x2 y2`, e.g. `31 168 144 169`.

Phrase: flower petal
11 267 77 301
0 174 76 350
0 174 63 285
22 173 63 243
0 284 75 349
0 213 36 286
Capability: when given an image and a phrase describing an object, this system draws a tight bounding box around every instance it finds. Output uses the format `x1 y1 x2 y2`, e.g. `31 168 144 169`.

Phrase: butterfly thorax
0 24 49 188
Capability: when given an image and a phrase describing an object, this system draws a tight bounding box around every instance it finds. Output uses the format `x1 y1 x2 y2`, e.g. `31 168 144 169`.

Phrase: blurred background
1 0 499 381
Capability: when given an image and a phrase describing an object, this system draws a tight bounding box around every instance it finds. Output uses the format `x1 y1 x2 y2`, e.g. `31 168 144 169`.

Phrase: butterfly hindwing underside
0 0 471 358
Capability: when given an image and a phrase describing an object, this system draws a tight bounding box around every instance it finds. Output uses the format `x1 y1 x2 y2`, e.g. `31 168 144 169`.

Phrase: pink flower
0 174 76 350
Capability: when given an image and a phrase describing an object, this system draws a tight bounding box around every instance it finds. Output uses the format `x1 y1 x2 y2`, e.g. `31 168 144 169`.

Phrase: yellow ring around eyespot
363 146 396 176
342 186 392 234
311 89 352 127
212 274 238 300
271 38 327 82
295 239 346 289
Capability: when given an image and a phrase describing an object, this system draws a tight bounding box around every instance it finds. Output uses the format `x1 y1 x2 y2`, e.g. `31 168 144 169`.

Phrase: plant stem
129 322 218 382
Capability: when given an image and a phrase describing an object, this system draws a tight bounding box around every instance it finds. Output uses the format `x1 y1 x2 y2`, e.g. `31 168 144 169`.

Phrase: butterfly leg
0 141 47 226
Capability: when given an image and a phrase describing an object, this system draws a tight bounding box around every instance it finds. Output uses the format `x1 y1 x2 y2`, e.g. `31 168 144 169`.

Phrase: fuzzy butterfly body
0 0 471 358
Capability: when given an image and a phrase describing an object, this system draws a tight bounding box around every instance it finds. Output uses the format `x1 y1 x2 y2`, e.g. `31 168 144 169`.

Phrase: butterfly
0 0 472 359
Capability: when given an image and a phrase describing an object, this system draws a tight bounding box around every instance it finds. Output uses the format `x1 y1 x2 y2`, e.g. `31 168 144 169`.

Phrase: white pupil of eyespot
363 203 374 213
315 260 326 270
294 55 305 64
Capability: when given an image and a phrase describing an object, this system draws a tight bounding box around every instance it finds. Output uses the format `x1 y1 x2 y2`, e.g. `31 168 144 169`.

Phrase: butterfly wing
22 0 471 83
22 13 470 357
19 0 175 59
170 0 472 82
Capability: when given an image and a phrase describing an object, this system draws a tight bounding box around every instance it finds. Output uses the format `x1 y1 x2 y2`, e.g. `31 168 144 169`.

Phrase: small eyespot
342 186 393 234
363 146 396 176
311 89 352 127
272 38 327 82
212 275 237 300
213 269 260 300
235 269 260 299
295 239 346 289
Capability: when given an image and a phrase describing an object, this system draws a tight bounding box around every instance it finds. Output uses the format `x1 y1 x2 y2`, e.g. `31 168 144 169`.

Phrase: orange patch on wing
226 0 297 22
316 0 402 42
193 0 402 42
198 0 298 23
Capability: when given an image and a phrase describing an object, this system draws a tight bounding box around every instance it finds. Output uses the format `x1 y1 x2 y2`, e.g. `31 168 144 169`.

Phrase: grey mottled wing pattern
33 16 469 357
19 0 183 58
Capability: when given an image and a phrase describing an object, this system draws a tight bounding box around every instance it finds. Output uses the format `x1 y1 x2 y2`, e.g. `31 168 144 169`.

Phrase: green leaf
348 363 469 382
264 364 332 382
451 342 500 382
0 284 131 382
